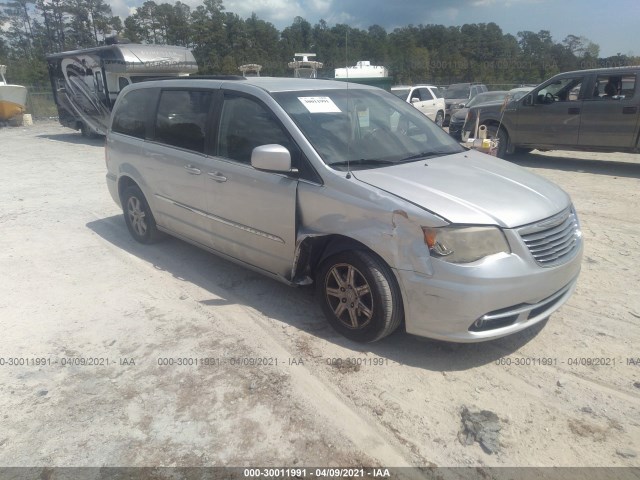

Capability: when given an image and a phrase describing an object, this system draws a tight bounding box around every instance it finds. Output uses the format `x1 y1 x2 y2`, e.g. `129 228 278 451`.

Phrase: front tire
435 111 444 127
316 250 403 342
122 185 163 244
485 124 508 158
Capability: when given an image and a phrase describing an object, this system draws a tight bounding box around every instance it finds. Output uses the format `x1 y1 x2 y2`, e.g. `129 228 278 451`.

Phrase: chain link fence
24 86 58 119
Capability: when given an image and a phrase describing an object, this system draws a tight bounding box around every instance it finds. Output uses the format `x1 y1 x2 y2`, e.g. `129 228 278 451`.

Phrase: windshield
272 88 464 170
444 85 470 99
391 88 410 100
432 87 445 98
466 91 507 107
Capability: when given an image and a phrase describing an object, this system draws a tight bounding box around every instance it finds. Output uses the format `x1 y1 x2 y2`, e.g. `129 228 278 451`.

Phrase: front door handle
568 107 580 115
184 164 201 175
622 106 638 114
208 172 227 182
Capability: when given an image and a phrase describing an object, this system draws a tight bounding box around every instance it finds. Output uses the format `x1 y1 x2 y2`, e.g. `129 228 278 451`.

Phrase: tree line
1 0 637 87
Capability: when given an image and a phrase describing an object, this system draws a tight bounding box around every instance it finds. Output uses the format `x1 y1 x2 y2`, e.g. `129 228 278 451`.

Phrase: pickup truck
461 67 640 158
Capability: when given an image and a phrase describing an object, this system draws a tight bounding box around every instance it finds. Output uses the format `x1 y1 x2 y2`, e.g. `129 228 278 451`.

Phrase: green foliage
1 0 632 88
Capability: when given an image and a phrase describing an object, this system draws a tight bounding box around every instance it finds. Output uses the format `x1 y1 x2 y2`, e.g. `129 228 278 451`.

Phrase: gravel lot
0 122 639 472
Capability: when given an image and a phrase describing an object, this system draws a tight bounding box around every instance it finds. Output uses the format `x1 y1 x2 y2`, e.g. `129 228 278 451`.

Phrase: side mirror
522 94 533 106
410 97 420 103
251 144 291 172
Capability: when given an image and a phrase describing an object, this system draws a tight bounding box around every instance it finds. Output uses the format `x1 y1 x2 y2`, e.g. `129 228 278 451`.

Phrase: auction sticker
298 96 341 113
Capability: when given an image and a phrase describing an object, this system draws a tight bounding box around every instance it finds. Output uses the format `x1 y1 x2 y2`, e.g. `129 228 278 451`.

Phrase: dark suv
461 66 640 157
443 82 488 126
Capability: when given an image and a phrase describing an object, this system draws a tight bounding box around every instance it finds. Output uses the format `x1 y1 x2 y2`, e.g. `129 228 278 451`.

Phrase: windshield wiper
329 158 395 167
398 151 456 163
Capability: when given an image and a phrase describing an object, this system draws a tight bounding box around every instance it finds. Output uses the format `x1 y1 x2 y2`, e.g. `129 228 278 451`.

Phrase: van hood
352 150 570 228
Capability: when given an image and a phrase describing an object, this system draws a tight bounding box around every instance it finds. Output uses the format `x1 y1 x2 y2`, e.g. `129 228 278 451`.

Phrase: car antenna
345 28 352 179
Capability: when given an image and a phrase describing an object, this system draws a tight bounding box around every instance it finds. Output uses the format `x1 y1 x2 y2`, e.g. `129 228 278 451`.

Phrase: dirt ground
0 121 639 473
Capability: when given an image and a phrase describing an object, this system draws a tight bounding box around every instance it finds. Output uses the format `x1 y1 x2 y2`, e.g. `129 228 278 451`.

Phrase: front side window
217 95 294 164
154 90 213 154
111 88 156 138
418 88 434 101
536 76 585 104
273 88 463 170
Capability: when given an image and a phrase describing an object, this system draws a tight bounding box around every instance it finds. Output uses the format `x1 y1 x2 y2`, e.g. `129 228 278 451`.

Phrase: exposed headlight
422 226 510 263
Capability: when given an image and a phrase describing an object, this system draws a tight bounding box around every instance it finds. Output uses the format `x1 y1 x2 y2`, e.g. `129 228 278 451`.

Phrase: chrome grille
519 208 581 267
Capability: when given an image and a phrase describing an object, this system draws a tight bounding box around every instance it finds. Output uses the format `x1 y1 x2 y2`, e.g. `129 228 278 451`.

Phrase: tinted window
444 85 470 99
112 88 155 139
217 95 294 164
154 90 213 154
418 88 433 101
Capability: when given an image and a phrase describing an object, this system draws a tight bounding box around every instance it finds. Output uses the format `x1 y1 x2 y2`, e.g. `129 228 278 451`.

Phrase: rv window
111 88 155 139
95 74 104 93
154 90 213 154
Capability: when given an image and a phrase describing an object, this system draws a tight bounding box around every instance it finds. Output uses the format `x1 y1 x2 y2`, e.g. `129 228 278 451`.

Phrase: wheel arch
117 175 141 204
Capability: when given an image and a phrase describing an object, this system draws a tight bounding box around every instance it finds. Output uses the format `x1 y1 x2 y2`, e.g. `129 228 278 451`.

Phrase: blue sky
111 0 639 57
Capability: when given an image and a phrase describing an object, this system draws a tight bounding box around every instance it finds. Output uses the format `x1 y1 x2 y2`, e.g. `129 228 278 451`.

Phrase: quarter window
154 90 213 154
111 88 156 139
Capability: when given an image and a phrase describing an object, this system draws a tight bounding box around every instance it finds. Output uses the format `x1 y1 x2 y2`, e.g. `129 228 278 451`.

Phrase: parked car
391 85 446 126
106 77 583 343
459 87 534 140
443 82 488 126
448 90 509 140
461 67 640 157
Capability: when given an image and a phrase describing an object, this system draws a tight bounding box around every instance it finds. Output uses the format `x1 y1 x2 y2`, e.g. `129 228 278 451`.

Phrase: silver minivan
105 77 583 343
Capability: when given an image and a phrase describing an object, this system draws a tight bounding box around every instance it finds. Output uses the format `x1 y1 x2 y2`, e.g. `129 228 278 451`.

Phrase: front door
205 93 298 279
514 74 587 147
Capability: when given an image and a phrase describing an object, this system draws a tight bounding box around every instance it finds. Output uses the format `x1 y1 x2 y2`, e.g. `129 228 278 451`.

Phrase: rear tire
80 122 95 138
316 250 403 343
122 185 163 244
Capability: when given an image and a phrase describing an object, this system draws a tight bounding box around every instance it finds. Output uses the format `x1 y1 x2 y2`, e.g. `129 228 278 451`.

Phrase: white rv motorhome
47 42 198 136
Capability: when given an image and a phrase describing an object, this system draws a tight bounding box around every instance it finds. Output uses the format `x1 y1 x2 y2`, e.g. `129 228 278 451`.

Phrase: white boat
288 53 323 79
334 60 388 79
0 65 27 121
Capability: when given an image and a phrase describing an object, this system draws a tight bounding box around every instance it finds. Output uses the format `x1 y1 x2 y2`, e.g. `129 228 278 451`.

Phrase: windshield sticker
298 96 341 113
357 108 370 128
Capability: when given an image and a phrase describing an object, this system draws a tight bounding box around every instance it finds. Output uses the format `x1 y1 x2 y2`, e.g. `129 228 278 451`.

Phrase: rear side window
112 88 155 139
593 74 636 99
154 90 213 153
